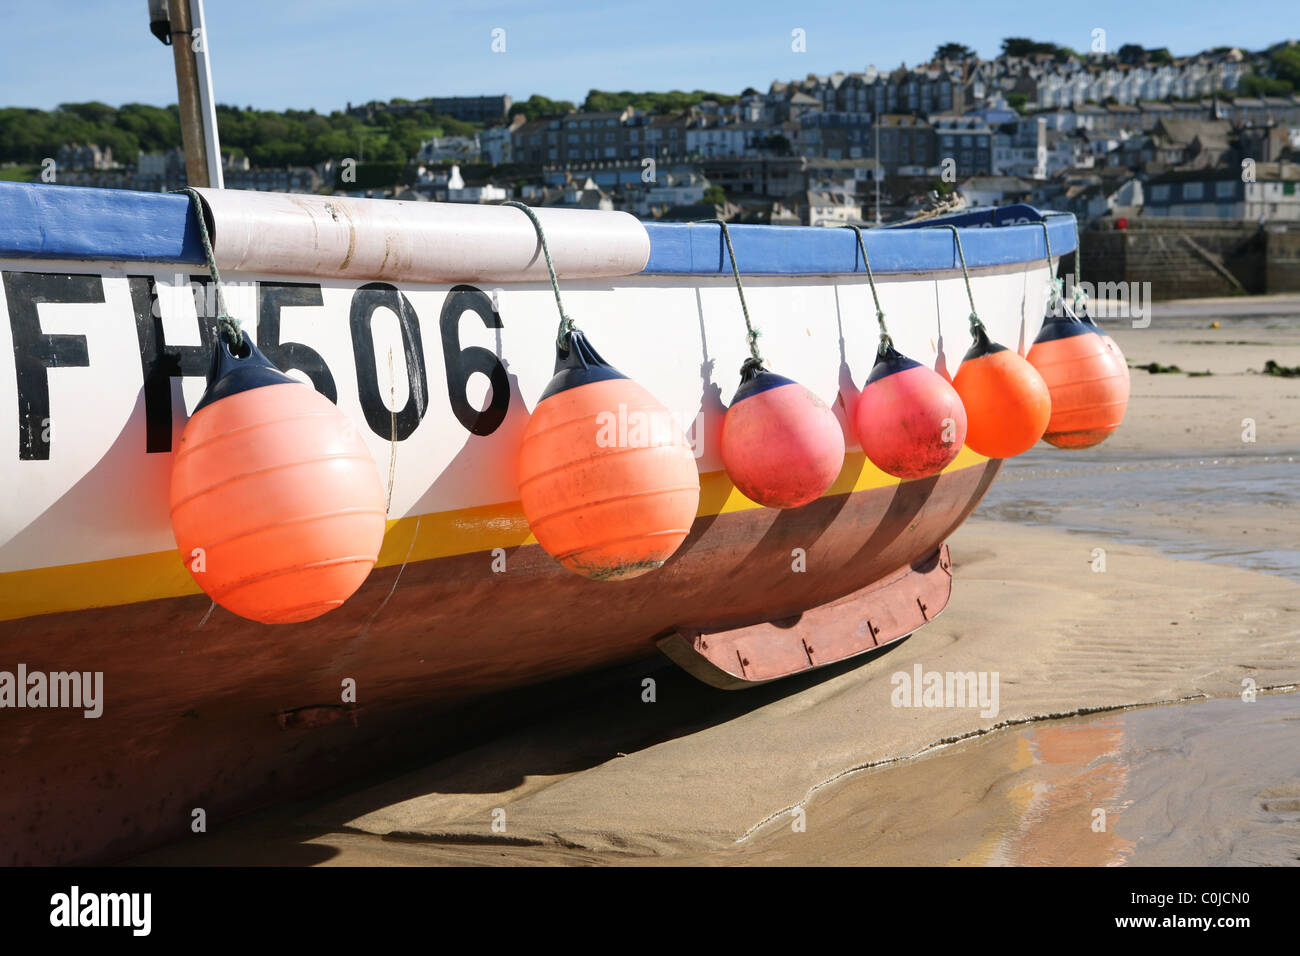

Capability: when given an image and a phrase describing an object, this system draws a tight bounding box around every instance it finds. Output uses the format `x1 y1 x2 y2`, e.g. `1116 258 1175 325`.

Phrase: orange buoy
1028 312 1129 449
854 341 967 479
951 325 1051 459
170 336 386 624
1078 305 1130 385
518 331 700 580
720 363 845 508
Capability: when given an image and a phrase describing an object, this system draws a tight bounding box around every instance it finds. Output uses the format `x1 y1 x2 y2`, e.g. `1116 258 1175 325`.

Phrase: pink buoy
721 364 846 509
854 341 967 479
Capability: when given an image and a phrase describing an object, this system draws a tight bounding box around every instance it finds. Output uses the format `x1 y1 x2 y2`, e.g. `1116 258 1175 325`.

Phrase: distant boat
0 182 1076 863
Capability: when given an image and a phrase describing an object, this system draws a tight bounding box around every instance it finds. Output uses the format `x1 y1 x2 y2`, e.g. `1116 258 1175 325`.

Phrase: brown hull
1 458 1000 865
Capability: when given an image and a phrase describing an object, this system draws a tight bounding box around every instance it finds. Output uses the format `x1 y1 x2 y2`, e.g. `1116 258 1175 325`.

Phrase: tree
1117 43 1146 65
0 99 452 172
580 89 737 115
1271 44 1300 87
583 89 633 112
508 94 576 120
701 185 726 205
1239 73 1294 96
57 102 117 126
117 103 180 153
1001 37 1060 58
934 42 975 62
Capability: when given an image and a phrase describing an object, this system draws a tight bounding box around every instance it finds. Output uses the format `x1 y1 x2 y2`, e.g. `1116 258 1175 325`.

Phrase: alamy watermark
49 886 150 936
595 402 706 458
0 664 103 718
1050 277 1152 329
891 663 999 718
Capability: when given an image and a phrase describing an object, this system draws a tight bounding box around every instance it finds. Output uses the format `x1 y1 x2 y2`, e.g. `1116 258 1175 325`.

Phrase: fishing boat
0 181 1081 863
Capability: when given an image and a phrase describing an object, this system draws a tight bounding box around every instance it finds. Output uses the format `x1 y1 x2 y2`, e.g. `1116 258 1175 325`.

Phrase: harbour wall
1077 219 1300 300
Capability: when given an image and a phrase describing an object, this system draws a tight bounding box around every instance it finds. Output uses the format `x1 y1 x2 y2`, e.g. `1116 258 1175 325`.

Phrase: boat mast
149 0 224 188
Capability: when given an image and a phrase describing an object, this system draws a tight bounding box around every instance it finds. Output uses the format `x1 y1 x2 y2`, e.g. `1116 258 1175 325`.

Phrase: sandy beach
129 296 1300 867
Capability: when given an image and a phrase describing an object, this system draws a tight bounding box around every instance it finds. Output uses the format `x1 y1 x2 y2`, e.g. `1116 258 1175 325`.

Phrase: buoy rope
927 224 983 334
701 219 764 370
1045 211 1089 314
503 200 577 351
1037 220 1064 312
176 187 242 349
842 225 892 349
1071 222 1088 313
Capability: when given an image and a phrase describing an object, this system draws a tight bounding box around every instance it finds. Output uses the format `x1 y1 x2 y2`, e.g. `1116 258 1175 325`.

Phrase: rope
175 187 242 348
700 219 763 369
926 224 983 333
1071 225 1089 314
1038 220 1064 312
842 224 891 349
1045 211 1089 313
503 200 577 350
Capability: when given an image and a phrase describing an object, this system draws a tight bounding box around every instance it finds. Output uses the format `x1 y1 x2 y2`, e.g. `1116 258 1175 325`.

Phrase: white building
1245 167 1300 221
1144 164 1300 220
686 120 785 158
479 126 513 165
443 165 508 203
959 176 1033 207
418 136 480 163
1024 56 1246 109
804 189 861 226
640 170 711 214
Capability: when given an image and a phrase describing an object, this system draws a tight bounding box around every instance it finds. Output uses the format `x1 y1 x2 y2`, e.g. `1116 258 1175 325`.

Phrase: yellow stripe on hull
0 447 987 622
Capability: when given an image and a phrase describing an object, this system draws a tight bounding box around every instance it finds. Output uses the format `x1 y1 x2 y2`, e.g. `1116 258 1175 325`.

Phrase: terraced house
1144 163 1300 220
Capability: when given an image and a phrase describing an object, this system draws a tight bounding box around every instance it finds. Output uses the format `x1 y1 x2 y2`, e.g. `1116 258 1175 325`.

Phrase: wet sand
713 693 1300 866
1093 294 1300 456
128 297 1300 867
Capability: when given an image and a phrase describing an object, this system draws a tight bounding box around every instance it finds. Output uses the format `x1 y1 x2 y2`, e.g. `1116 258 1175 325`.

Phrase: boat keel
658 544 952 689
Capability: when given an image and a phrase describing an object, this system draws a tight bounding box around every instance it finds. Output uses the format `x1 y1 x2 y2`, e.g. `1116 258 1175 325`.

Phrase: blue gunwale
0 181 1076 278
0 181 203 264
642 214 1075 276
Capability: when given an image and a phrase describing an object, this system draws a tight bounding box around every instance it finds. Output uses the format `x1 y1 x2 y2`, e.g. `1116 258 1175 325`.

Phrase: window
1215 180 1235 198
1150 184 1170 201
1182 182 1204 200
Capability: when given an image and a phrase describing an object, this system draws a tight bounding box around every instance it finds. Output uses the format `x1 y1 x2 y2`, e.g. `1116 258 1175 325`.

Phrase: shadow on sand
125 636 910 866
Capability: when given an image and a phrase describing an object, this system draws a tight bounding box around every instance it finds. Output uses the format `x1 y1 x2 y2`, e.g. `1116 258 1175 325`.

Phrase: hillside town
13 39 1300 228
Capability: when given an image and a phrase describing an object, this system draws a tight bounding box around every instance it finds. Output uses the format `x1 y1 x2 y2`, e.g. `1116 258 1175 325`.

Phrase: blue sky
0 0 1293 112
